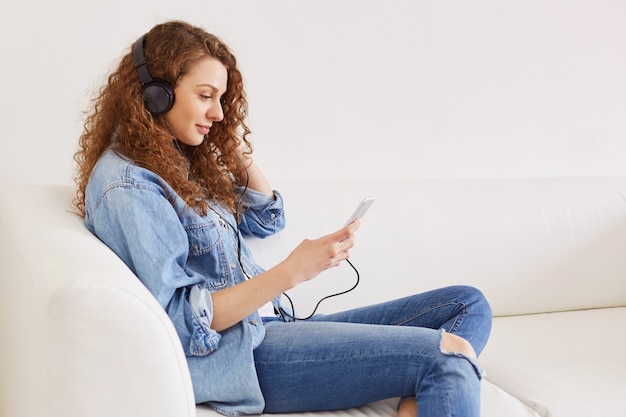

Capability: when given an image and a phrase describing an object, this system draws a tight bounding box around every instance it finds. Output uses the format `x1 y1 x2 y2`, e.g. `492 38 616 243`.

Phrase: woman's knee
441 332 477 359
455 285 492 313
451 285 493 354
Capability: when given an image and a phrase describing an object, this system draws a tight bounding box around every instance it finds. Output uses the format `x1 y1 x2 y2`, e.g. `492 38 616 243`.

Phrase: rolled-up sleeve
236 187 286 238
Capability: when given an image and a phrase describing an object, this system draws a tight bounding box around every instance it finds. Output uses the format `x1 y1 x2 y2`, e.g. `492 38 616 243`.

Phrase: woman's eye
200 94 212 100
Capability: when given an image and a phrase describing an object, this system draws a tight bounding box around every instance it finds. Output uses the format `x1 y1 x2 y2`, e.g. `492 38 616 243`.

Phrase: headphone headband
133 33 175 115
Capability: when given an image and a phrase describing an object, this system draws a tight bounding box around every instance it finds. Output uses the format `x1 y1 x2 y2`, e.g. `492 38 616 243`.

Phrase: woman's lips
197 125 211 135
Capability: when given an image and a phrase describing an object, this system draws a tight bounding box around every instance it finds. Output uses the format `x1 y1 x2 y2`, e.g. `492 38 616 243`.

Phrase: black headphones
133 34 175 115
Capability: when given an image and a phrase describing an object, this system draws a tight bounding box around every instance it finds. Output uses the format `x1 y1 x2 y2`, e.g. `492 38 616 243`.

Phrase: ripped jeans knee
414 329 484 417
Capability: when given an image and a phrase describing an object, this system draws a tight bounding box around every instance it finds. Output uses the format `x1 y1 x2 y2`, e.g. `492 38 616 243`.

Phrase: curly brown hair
74 20 252 217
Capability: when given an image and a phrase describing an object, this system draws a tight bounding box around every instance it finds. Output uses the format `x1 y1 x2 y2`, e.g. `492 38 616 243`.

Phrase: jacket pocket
186 220 221 256
185 220 228 290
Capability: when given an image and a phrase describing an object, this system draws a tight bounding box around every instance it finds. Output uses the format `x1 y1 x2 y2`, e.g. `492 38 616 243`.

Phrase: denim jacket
84 149 286 415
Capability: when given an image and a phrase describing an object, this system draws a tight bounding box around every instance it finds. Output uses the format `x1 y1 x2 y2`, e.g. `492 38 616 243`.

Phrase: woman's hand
209 219 360 331
279 219 361 287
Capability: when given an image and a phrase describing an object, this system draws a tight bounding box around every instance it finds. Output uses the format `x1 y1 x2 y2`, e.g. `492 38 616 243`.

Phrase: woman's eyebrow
197 83 220 92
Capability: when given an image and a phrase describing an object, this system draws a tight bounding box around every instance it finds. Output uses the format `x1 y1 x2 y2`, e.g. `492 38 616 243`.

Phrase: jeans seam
447 302 467 334
394 301 467 328
255 351 424 365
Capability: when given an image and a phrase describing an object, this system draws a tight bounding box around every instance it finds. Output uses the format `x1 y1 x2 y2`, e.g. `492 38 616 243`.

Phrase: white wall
1 0 625 186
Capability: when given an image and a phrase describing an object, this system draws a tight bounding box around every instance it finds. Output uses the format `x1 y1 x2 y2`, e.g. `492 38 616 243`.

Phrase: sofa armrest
0 185 197 417
48 279 196 417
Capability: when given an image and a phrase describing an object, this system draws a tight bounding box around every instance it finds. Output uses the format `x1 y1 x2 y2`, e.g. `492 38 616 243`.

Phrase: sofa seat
479 307 626 417
196 380 541 417
197 398 398 417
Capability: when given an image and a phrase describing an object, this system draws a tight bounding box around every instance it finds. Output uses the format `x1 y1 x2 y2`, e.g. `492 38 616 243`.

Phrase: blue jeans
255 285 492 416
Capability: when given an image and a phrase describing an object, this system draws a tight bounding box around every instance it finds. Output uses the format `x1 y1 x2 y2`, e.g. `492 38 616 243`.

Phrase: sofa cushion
196 380 541 417
479 307 626 417
196 398 397 417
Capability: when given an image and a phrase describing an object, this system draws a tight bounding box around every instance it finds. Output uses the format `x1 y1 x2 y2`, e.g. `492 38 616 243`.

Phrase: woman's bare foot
397 397 417 417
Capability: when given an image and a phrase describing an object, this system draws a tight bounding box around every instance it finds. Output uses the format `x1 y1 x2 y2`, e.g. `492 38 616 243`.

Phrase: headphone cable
277 258 360 321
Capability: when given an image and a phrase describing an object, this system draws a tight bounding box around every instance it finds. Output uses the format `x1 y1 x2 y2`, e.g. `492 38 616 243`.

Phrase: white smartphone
345 197 375 226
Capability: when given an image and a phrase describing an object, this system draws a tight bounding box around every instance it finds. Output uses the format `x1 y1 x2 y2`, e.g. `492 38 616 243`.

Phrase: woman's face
165 56 228 146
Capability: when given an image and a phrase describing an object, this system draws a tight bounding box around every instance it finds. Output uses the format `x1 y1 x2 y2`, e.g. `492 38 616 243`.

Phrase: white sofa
1 178 625 417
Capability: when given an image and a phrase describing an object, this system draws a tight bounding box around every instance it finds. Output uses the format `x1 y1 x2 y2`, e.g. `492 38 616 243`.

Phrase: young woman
74 20 492 417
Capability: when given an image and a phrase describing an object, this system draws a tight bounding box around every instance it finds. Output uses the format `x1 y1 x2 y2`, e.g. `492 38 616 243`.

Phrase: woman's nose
208 103 224 122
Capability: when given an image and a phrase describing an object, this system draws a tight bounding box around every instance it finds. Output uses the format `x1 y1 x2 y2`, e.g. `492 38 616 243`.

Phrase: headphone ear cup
142 79 175 115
